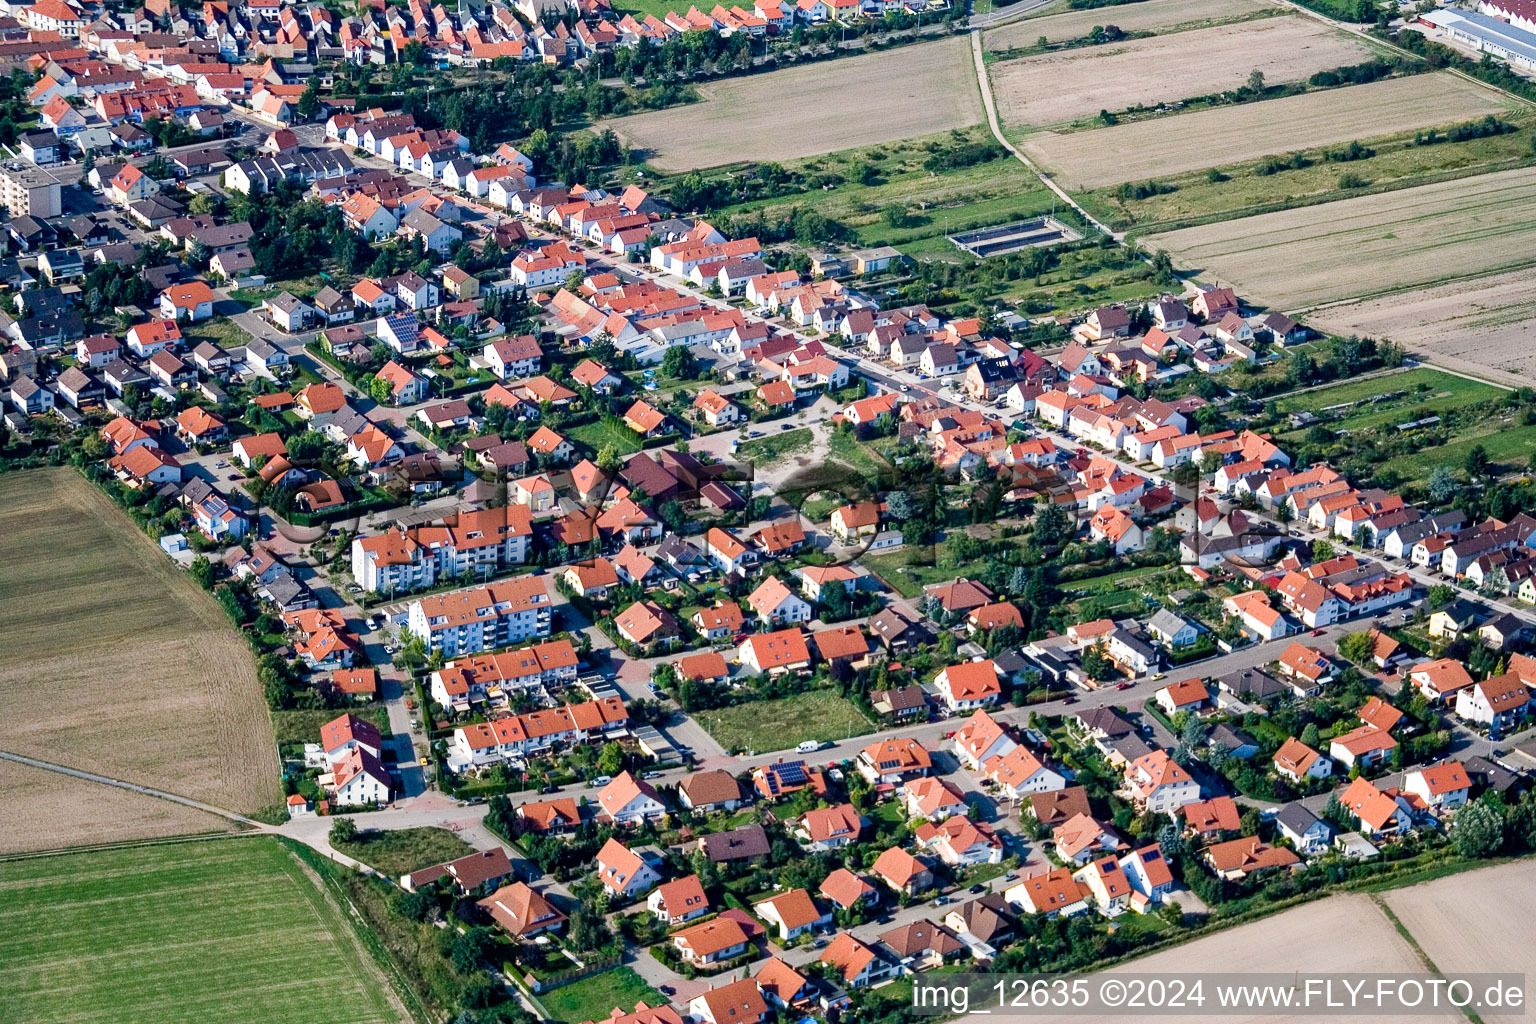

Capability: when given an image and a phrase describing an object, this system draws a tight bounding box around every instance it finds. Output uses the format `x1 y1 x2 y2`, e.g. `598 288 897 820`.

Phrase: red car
1116 682 1134 690
943 730 956 739
1311 628 1326 637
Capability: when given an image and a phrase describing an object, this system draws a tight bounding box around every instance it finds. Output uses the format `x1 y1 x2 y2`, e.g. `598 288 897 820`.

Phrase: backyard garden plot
601 36 982 171
1144 164 1536 309
988 16 1376 129
1272 368 1502 436
985 0 1274 52
1022 73 1513 189
0 469 279 830
0 838 407 1024
1310 268 1536 385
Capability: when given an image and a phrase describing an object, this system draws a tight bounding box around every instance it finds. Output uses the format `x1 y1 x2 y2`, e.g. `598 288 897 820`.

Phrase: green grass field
539 966 665 1024
567 418 644 457
698 690 875 753
332 827 478 878
0 838 405 1024
1395 423 1536 484
685 127 1058 255
1265 366 1505 436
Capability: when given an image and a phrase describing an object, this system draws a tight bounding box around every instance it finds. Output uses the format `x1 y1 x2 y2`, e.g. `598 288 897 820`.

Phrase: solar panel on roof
774 760 806 785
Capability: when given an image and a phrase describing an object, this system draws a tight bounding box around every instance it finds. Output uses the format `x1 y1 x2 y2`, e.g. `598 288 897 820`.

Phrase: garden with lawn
538 966 665 1024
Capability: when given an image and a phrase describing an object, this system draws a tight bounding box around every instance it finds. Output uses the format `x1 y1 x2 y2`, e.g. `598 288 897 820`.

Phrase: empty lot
1311 267 1536 385
603 37 982 171
989 16 1375 129
987 0 1273 52
0 469 279 850
1023 73 1513 188
1145 164 1536 308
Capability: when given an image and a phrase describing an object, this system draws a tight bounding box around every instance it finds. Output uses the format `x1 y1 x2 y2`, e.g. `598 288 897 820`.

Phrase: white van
796 741 822 754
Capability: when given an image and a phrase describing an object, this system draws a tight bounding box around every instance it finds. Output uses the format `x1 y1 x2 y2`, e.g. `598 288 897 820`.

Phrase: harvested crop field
1146 165 1536 308
986 0 1272 52
0 837 406 1024
602 36 981 170
1024 72 1514 188
0 760 233 855
0 469 279 837
1382 859 1536 983
989 16 1374 129
1310 268 1536 386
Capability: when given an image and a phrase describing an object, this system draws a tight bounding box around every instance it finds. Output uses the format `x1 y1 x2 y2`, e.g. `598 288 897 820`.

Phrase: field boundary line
0 828 250 863
0 749 258 825
1369 896 1486 1024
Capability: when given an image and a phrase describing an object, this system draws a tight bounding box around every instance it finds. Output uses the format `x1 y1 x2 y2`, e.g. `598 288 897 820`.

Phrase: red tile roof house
819 867 880 912
596 771 666 826
871 846 935 896
1328 725 1397 771
1454 671 1532 733
672 916 752 965
935 659 1002 712
402 847 519 893
901 776 968 822
596 838 663 898
1177 796 1241 839
690 977 769 1024
1273 737 1333 782
1154 678 1210 716
1123 750 1200 816
952 708 1018 770
1003 866 1091 918
877 918 966 967
1404 761 1472 812
477 881 567 938
755 956 814 1009
1203 837 1300 881
754 888 833 941
677 769 744 813
820 933 898 989
857 736 932 785
1339 776 1411 837
795 803 866 852
647 874 711 926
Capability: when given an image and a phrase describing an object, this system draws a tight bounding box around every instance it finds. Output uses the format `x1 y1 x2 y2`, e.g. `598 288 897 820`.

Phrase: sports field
0 469 278 851
1144 164 1536 308
985 0 1273 51
0 837 406 1024
602 36 982 171
1311 268 1536 386
1023 73 1513 188
988 16 1374 129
